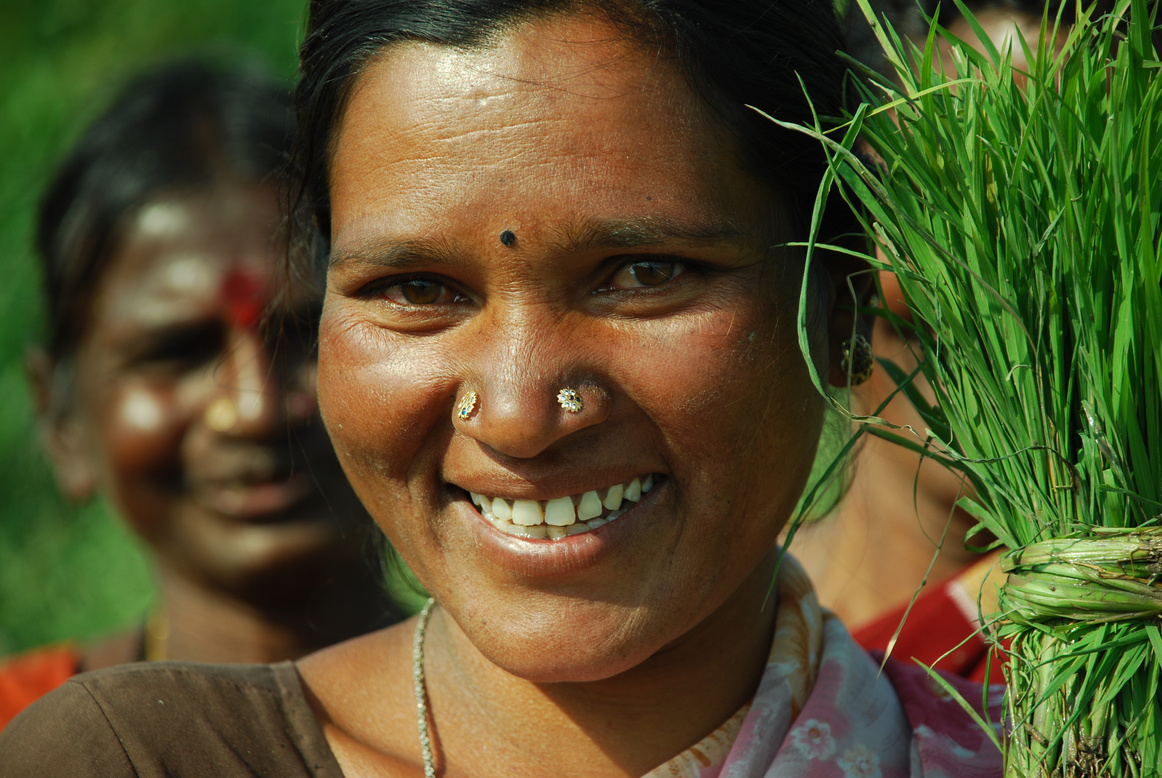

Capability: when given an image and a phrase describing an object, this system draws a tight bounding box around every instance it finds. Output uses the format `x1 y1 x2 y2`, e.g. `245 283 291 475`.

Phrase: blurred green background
0 0 310 657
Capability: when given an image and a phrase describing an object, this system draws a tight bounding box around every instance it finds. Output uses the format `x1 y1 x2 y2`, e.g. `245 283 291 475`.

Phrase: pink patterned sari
647 556 1004 778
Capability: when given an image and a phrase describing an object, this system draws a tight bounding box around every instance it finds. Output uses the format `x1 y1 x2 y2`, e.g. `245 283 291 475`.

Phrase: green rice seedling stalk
777 0 1162 773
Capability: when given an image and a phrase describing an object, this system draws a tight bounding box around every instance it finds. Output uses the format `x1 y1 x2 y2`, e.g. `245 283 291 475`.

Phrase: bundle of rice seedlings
776 0 1162 774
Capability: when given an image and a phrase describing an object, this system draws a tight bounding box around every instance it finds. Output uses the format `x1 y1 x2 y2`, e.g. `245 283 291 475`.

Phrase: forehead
329 13 772 250
93 187 281 323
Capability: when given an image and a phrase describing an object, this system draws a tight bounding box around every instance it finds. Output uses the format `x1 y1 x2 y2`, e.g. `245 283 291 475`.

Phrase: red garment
852 557 1008 686
0 644 80 729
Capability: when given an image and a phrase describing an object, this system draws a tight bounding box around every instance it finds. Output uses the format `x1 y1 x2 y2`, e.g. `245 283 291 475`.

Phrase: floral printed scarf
646 555 1004 778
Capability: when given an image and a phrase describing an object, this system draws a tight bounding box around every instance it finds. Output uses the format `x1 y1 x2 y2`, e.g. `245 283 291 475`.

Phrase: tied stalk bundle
779 0 1162 774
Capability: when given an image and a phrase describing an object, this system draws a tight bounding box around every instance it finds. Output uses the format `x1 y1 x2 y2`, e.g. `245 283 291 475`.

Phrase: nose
455 320 610 459
204 329 288 438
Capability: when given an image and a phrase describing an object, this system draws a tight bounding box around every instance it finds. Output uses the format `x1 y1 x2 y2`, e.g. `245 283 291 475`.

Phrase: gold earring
456 390 479 421
840 334 874 385
556 388 583 413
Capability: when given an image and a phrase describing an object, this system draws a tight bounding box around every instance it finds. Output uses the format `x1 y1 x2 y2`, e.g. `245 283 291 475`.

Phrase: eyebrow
328 215 750 271
552 216 747 253
329 236 459 271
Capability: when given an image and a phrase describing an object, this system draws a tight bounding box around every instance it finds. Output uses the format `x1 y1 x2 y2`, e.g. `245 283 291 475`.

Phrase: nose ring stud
204 396 238 432
456 390 479 421
556 388 583 414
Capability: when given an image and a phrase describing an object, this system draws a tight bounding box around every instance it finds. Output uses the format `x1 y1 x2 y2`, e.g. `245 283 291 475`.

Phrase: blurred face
322 14 841 680
936 5 1069 85
62 184 371 600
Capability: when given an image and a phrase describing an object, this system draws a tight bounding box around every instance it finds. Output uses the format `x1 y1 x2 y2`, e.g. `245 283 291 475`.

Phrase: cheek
633 303 817 448
623 299 824 544
97 384 186 478
317 312 448 500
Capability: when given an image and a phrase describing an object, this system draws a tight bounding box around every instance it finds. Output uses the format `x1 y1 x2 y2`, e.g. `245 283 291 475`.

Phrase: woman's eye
133 324 224 368
607 259 685 290
379 279 463 306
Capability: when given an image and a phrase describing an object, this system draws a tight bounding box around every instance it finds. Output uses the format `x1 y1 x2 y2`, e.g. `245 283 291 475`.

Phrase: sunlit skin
35 184 391 666
299 13 865 777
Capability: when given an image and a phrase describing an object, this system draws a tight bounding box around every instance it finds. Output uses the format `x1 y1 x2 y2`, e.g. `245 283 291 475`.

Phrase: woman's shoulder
0 660 344 777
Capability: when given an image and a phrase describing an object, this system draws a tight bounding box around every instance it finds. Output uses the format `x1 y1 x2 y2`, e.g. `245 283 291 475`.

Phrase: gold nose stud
556 388 583 413
456 390 479 421
204 396 238 432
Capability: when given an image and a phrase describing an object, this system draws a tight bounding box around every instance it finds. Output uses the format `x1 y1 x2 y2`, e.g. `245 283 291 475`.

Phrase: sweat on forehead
294 0 852 259
326 18 771 262
339 19 700 135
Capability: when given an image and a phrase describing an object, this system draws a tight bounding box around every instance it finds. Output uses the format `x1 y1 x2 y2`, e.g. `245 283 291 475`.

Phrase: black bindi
499 230 516 247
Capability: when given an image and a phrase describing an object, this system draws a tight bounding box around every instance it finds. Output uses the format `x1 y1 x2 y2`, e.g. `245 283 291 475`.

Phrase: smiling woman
0 57 400 728
1 3 1001 776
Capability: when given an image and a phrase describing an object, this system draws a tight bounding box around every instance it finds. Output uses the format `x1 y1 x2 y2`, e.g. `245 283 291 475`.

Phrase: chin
201 526 372 603
450 596 672 684
481 636 650 685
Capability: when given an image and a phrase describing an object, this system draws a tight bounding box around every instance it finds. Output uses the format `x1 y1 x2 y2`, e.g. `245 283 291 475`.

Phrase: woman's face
322 14 840 679
57 184 372 600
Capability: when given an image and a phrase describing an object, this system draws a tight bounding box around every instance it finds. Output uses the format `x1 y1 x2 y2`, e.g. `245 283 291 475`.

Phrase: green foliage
0 0 306 655
778 0 1162 773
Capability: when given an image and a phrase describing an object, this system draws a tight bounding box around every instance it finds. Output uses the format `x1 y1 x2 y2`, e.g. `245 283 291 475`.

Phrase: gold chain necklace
413 598 437 778
143 609 169 662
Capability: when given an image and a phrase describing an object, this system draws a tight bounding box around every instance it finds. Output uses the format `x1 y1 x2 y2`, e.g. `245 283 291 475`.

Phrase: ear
26 348 97 503
823 251 879 389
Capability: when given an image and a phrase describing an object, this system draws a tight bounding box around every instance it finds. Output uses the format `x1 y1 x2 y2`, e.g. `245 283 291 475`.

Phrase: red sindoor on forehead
219 269 269 329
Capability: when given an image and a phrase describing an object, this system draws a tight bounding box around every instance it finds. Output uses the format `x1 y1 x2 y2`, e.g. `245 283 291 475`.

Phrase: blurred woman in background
0 57 401 727
789 274 1005 682
792 0 1076 683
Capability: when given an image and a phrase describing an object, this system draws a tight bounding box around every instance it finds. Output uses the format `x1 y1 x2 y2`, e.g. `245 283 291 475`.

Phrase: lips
200 471 317 520
467 474 657 540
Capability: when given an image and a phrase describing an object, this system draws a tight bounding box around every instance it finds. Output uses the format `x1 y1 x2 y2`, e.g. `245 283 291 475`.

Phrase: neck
791 432 978 631
423 550 781 777
152 562 399 665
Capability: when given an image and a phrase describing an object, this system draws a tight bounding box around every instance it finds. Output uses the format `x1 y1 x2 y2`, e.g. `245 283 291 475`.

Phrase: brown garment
0 661 344 777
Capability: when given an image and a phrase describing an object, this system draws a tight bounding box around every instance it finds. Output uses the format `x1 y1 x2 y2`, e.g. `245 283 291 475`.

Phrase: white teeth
544 496 576 526
512 500 543 526
505 523 547 539
577 491 603 521
624 477 642 502
471 475 658 540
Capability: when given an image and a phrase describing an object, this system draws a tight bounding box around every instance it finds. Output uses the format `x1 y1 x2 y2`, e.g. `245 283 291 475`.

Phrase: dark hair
291 0 854 262
37 56 294 361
